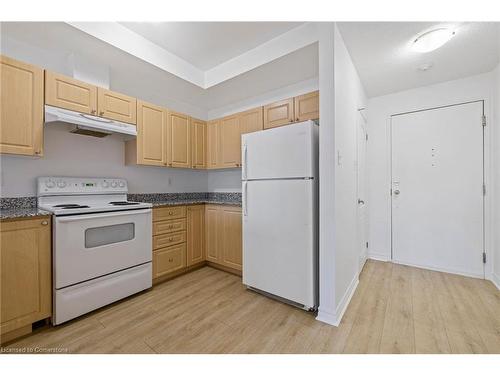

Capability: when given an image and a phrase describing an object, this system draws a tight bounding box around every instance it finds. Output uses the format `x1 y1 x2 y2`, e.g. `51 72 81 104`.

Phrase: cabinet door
219 115 241 168
45 70 97 114
205 205 221 263
207 120 220 169
97 88 137 124
153 243 186 279
136 100 168 166
221 207 242 271
0 217 51 336
167 111 191 168
0 55 44 156
263 98 294 129
239 107 263 135
294 91 319 122
187 205 205 266
190 118 206 169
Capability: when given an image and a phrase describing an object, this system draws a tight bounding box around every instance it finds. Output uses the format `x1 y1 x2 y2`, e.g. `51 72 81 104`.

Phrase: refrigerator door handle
243 181 248 216
243 143 248 180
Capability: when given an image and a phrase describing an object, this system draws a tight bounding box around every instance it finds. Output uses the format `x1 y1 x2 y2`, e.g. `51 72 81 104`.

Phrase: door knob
393 189 400 195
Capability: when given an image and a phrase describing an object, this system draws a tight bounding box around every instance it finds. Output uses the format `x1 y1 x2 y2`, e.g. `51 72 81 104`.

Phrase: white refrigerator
242 120 319 310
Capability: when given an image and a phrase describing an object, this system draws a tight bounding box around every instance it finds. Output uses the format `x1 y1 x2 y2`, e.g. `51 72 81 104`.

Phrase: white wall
317 24 367 326
0 126 208 197
494 64 500 288
367 72 495 279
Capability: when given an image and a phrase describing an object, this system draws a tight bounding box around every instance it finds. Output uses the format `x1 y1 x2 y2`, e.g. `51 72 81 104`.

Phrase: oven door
54 209 152 289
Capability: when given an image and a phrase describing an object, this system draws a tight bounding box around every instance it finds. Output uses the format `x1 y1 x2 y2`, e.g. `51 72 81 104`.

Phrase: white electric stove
37 177 153 325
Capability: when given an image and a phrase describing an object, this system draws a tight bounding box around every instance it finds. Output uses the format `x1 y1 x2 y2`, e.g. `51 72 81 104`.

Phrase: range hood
44 105 137 139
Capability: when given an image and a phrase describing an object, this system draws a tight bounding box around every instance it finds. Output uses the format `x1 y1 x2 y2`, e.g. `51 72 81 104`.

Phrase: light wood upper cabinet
0 217 51 341
167 111 191 168
294 91 319 122
263 98 294 129
220 206 242 271
187 205 205 266
127 100 167 166
240 107 264 135
97 88 137 124
219 115 241 168
45 70 97 114
206 120 220 169
191 118 206 169
0 55 44 156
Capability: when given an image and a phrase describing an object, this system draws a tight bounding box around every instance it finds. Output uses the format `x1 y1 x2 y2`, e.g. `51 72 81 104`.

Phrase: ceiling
0 22 318 117
119 22 304 70
337 22 500 97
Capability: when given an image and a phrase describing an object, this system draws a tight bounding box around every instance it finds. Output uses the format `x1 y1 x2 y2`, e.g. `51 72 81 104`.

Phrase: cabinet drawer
154 231 186 250
153 206 186 222
153 218 186 236
153 243 186 279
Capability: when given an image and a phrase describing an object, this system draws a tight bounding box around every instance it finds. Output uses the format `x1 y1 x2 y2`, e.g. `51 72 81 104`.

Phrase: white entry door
391 101 484 278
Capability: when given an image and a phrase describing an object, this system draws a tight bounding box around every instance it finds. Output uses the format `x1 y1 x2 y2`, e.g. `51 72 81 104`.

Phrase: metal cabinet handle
358 199 365 205
99 111 104 116
41 220 48 226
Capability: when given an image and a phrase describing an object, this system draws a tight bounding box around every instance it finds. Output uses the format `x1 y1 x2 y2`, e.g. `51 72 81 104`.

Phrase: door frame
388 99 491 279
356 109 368 273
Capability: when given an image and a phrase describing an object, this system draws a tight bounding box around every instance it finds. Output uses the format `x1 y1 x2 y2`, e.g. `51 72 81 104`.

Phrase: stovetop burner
54 204 90 208
109 201 140 206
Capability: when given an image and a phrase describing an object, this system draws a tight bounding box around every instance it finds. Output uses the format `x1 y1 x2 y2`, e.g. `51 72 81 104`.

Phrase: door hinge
365 133 368 141
366 242 369 249
482 115 486 127
483 252 487 264
483 183 486 196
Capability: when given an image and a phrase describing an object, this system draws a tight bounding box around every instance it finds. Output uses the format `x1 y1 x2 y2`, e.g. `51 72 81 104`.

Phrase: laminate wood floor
4 260 500 353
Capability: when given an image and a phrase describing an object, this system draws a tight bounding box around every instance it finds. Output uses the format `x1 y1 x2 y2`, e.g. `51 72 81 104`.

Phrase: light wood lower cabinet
0 217 52 343
187 205 205 266
0 55 44 156
204 205 242 272
153 243 186 279
152 206 187 283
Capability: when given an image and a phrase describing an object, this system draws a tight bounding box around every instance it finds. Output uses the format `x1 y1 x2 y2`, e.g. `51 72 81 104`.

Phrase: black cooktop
109 201 140 206
54 204 90 209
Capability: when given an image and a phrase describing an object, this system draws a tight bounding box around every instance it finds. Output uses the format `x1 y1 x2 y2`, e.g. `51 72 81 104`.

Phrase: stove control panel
37 177 128 196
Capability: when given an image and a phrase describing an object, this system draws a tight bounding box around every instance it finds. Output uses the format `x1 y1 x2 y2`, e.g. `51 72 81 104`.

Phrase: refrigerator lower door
243 179 317 309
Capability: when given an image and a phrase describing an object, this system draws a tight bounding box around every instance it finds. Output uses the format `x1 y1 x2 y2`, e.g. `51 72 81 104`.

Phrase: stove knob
57 181 67 188
102 181 109 188
118 181 125 188
111 181 118 188
45 180 55 189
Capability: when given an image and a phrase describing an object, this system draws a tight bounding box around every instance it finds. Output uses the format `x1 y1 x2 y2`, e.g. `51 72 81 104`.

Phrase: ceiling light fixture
412 28 456 53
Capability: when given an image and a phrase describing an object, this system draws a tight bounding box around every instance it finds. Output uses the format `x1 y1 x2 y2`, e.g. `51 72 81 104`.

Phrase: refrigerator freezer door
242 179 317 308
242 120 318 180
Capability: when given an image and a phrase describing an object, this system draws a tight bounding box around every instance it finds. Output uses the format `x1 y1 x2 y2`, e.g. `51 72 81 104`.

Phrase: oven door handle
55 209 152 222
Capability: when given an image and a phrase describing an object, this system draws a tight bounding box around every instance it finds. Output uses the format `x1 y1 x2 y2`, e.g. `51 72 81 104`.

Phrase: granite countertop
0 193 241 220
128 192 242 207
0 207 52 221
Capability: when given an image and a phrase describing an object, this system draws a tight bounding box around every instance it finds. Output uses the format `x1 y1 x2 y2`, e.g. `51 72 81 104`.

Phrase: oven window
85 223 135 248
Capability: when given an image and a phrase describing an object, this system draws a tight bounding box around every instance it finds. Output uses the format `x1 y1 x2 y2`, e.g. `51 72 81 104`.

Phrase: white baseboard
368 251 390 262
490 272 500 290
316 275 359 327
